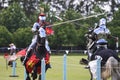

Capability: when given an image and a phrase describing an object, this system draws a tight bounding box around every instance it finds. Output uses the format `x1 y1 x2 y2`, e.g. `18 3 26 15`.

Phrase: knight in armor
84 18 119 70
23 13 51 65
88 18 117 60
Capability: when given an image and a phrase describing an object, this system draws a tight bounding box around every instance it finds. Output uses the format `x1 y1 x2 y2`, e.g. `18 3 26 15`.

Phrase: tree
0 2 30 32
108 8 120 27
49 23 77 49
107 9 120 48
13 27 32 48
0 25 13 47
46 0 120 16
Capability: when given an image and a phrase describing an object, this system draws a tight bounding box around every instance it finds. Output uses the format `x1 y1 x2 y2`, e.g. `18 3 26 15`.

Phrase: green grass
0 54 91 80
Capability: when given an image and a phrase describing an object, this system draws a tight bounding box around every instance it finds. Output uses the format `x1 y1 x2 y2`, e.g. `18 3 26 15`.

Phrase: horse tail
102 57 118 79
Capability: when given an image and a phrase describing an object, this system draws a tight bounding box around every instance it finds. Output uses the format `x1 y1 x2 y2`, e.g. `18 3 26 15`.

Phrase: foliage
18 0 39 18
108 8 120 27
64 9 82 29
107 8 120 48
65 9 82 20
0 2 30 33
13 27 32 48
76 27 87 49
0 1 120 49
39 2 50 13
0 26 13 47
49 23 77 48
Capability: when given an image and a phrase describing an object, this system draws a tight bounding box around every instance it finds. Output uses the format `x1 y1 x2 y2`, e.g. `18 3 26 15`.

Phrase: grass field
0 54 91 80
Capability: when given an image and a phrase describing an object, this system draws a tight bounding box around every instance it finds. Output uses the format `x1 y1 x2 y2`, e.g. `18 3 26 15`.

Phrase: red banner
45 27 54 35
26 54 40 73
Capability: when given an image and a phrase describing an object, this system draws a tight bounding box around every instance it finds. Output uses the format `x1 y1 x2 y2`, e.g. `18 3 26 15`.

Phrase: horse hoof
84 66 90 69
80 58 88 65
26 76 31 80
31 73 37 80
39 75 41 80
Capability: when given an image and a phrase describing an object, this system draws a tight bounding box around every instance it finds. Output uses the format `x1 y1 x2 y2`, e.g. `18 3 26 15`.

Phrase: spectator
8 43 16 55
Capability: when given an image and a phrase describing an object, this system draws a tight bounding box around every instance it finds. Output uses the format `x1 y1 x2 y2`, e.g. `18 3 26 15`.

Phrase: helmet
9 43 14 46
99 18 106 26
39 13 46 22
39 13 46 16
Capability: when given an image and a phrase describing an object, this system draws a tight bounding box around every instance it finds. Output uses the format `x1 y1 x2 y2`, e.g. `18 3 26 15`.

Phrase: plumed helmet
39 13 46 16
99 18 106 26
39 13 46 21
9 43 14 46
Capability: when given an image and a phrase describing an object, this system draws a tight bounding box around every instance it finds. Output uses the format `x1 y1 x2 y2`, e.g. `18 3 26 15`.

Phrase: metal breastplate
97 32 107 40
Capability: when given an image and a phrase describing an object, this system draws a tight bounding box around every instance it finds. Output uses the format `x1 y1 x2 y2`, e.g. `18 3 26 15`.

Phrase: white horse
80 56 120 80
101 57 120 80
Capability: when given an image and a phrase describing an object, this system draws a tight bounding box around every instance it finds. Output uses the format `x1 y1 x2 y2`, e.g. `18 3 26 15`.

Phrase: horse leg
45 64 51 72
89 69 93 80
32 67 37 80
38 74 41 80
38 64 48 80
26 70 31 80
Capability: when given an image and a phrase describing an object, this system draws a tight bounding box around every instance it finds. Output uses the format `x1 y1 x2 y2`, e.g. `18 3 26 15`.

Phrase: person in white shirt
8 43 16 55
8 43 16 66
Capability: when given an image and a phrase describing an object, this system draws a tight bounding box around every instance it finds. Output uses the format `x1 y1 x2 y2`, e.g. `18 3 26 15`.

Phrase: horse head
80 58 89 65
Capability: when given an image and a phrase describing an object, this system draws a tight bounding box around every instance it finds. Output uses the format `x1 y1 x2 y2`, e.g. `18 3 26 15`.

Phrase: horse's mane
101 56 119 79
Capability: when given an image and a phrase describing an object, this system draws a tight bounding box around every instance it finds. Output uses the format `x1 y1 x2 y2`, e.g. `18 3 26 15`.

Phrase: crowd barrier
9 50 102 80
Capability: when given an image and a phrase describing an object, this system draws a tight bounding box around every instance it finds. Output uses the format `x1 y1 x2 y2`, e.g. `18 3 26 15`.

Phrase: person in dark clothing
91 49 120 66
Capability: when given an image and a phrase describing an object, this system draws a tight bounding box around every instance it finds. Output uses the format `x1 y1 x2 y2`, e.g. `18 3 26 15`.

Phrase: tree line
0 2 120 50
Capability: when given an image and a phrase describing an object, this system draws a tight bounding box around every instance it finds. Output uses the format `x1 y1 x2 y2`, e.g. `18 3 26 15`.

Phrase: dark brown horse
21 37 51 80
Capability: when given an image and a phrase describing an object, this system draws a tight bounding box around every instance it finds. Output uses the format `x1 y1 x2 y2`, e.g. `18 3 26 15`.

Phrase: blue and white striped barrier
63 50 69 80
96 56 102 80
24 50 70 80
41 58 46 80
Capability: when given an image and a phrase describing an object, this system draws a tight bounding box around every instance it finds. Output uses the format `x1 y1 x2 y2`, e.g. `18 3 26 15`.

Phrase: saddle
25 51 50 74
91 49 120 66
25 54 40 73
